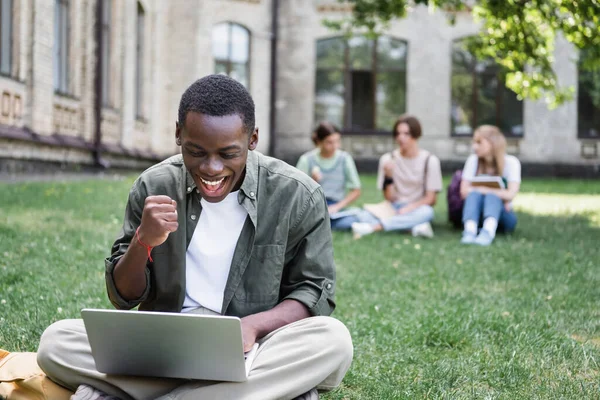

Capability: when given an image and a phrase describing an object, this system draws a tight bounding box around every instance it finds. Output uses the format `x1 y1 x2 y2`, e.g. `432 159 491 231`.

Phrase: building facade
0 0 598 174
0 0 272 171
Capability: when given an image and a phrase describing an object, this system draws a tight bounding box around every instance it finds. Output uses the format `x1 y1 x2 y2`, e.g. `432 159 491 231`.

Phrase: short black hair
178 74 255 136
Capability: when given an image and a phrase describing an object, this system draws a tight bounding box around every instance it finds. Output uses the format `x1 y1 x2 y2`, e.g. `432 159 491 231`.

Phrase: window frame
450 38 524 138
135 1 145 119
101 0 112 108
212 22 251 90
577 50 600 140
54 0 70 95
314 35 408 135
0 0 13 77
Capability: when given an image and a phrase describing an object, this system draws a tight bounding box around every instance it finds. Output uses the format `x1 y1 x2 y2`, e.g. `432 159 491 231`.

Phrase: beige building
1 0 599 175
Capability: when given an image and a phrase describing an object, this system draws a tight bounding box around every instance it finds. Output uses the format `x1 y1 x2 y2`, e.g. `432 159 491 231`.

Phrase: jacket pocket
234 244 285 303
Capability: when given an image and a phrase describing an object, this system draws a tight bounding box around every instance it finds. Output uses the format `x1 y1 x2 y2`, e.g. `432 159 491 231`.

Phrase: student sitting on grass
0 75 352 400
296 122 363 230
351 115 442 239
460 125 521 246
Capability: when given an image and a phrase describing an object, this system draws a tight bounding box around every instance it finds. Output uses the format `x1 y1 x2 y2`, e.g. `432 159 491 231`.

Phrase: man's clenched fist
137 195 178 247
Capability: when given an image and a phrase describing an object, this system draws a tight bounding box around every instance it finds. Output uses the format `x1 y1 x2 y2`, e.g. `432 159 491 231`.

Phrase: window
315 36 407 132
212 22 250 88
578 49 600 139
54 0 70 94
451 39 523 137
0 0 12 76
101 0 112 106
135 2 145 118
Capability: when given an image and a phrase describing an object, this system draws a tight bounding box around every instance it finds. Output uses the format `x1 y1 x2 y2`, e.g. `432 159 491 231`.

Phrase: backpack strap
423 152 431 197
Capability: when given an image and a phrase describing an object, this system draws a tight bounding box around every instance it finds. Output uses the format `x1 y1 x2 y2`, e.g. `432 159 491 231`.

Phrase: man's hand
238 300 310 352
138 195 178 247
240 317 259 352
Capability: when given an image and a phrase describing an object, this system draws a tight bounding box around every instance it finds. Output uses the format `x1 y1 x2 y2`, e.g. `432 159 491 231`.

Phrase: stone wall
1 0 598 174
1 0 277 169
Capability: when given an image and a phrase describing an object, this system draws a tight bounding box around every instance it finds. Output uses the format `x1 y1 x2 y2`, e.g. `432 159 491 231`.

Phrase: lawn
1 174 599 399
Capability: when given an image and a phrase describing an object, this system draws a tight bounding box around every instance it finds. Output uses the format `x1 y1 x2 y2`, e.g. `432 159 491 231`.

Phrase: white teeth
200 177 224 186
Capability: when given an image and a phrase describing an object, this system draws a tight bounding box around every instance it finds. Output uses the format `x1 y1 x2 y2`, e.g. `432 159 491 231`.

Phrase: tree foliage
326 0 600 107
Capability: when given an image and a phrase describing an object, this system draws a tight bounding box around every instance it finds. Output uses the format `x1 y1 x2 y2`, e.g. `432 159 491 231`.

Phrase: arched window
578 49 600 138
315 35 407 132
54 0 70 94
212 22 250 88
451 39 523 137
135 2 145 118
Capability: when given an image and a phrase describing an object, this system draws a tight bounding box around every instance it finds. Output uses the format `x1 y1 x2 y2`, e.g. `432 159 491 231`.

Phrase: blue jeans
353 202 434 232
462 192 517 233
326 199 409 231
327 199 363 230
380 203 434 232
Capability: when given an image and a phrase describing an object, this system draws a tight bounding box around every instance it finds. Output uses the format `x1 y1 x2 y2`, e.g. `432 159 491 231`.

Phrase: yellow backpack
0 350 72 400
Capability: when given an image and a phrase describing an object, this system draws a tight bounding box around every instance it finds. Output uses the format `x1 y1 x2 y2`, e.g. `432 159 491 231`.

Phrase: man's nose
203 156 223 176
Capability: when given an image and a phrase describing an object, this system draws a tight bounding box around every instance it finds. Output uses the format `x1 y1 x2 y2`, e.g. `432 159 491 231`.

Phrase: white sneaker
411 222 434 238
351 222 375 239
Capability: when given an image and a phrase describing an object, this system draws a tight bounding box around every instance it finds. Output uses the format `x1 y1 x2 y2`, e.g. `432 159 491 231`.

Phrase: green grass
1 175 599 399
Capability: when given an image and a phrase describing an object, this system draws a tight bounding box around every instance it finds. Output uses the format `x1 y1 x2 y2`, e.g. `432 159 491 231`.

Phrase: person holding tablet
460 125 521 246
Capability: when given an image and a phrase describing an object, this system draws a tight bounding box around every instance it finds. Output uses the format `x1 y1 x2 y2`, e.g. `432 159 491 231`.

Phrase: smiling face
176 112 258 203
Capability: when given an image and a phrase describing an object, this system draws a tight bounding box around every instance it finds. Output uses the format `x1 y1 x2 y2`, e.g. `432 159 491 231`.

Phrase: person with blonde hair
460 125 521 246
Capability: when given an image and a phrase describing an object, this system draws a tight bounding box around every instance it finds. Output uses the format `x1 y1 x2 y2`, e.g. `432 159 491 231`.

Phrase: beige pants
36 309 353 400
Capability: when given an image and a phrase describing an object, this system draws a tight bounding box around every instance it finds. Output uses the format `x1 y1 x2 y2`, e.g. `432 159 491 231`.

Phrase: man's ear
248 128 259 151
175 122 182 146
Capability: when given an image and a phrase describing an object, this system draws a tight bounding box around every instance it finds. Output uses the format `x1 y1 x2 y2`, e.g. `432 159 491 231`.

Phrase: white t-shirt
462 154 522 183
376 149 443 204
182 191 248 313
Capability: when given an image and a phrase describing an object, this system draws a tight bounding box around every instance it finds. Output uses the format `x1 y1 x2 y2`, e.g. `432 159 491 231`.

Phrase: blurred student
460 125 521 246
351 115 442 239
296 122 363 230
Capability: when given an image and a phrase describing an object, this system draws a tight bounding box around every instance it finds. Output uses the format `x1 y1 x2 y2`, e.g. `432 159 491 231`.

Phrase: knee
464 192 483 210
466 191 483 201
312 317 354 365
420 205 434 221
37 319 75 373
483 193 502 205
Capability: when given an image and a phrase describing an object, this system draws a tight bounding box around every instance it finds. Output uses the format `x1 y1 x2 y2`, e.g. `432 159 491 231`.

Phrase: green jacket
105 151 336 317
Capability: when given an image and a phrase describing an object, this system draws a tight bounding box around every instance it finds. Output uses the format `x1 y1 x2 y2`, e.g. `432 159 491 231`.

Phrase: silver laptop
81 308 258 382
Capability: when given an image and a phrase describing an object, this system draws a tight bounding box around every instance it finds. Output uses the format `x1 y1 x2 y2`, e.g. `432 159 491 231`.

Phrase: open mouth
198 176 230 199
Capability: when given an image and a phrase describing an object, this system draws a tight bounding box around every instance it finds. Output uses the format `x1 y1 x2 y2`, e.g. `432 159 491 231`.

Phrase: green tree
326 0 600 107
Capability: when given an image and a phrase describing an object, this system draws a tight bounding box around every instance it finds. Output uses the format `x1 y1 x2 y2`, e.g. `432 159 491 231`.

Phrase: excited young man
32 75 353 400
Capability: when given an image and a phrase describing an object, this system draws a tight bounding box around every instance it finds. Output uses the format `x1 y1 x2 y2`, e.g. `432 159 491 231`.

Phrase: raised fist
137 195 178 247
